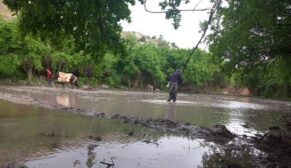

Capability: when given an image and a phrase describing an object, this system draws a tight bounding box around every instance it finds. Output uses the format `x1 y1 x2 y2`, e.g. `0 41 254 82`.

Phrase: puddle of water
0 100 210 167
0 99 256 168
0 100 160 166
219 101 266 109
25 136 213 168
141 99 198 105
1 86 290 136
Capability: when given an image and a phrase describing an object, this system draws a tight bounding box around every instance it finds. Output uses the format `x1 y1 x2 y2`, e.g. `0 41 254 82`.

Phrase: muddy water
1 86 291 135
0 99 230 168
1 86 290 167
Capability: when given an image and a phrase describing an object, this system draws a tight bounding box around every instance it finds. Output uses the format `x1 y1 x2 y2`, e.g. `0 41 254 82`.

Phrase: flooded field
0 99 242 168
1 86 291 134
0 86 290 167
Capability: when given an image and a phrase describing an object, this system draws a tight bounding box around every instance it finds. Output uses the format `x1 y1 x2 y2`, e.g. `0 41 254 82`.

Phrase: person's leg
49 79 53 87
167 82 174 102
172 83 178 102
167 92 172 102
47 79 52 87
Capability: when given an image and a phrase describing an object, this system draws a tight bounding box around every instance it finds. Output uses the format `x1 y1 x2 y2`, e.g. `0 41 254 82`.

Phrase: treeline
207 0 291 98
0 18 222 90
1 14 290 98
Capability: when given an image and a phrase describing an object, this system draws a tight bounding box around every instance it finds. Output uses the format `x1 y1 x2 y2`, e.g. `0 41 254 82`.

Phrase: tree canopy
3 0 135 59
1 0 291 97
207 0 291 95
208 0 291 70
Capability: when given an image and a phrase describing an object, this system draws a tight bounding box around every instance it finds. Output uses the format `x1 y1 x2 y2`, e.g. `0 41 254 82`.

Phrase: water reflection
0 100 261 168
25 137 214 168
86 144 97 168
164 103 176 122
25 135 262 168
0 100 160 167
56 94 73 107
0 86 290 135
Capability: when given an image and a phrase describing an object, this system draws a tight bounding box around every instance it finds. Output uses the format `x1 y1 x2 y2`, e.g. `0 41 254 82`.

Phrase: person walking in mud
167 69 182 102
46 68 53 87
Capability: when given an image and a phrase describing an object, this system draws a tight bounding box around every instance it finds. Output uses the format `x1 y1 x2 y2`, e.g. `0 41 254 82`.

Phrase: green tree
209 0 290 69
208 0 291 96
98 52 121 86
0 18 22 77
20 36 49 81
119 34 140 88
3 0 135 60
183 50 219 87
137 44 166 88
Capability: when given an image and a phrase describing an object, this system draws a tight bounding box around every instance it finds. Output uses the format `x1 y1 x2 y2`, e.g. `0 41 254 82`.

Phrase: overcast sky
120 0 212 49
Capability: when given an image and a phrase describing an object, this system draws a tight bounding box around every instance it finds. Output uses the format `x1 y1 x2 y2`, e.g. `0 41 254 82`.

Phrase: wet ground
0 86 290 168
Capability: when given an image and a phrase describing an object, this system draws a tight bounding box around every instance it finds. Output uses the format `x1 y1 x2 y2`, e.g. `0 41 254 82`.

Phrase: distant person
46 68 53 87
167 69 182 102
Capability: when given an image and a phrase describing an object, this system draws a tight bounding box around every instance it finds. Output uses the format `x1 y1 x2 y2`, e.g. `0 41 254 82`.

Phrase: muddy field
0 86 290 168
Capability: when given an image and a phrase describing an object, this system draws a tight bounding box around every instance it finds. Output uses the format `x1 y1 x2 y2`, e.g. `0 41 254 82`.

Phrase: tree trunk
58 61 63 72
133 79 138 89
27 68 33 81
127 76 131 88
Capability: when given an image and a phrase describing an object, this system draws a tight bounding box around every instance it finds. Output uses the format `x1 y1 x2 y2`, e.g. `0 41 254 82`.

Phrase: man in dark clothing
167 69 182 102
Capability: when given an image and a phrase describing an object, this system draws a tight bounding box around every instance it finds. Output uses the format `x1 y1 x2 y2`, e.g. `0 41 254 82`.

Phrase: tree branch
143 0 212 14
182 0 222 73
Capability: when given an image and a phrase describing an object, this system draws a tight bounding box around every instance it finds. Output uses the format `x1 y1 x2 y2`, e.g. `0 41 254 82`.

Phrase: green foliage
183 50 220 86
98 52 121 86
0 19 20 55
137 44 165 80
21 36 48 71
0 54 21 77
0 19 22 77
3 0 135 60
210 0 290 70
261 58 291 97
1 0 290 98
0 17 240 93
207 0 291 97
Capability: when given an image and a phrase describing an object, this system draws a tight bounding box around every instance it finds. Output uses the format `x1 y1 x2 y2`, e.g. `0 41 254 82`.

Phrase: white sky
120 0 212 49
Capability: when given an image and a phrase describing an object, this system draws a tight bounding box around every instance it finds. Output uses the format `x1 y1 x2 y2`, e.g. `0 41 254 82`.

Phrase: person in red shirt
46 68 53 87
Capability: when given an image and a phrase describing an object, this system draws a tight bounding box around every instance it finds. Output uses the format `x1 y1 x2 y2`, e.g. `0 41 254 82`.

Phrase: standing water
1 86 290 134
0 86 290 167
0 99 228 168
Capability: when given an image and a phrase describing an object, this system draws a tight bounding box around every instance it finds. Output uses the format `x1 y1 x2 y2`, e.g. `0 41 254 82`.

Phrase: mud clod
253 122 291 168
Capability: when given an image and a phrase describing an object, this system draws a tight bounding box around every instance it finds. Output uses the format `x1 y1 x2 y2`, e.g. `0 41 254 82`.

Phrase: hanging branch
142 0 222 73
181 0 221 73
143 0 211 13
